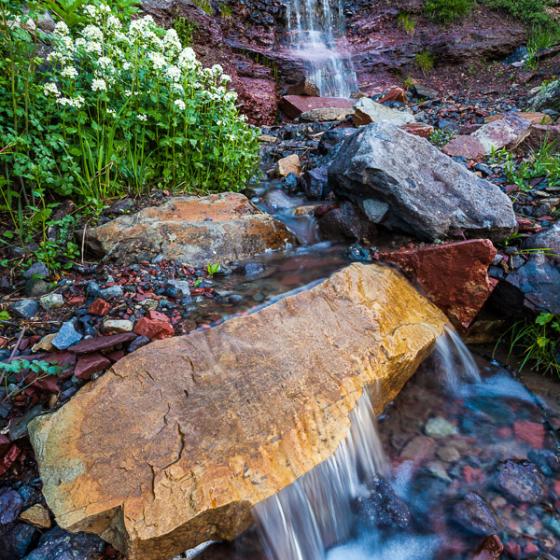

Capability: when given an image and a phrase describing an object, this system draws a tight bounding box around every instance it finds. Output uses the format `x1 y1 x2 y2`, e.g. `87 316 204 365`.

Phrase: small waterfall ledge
284 0 357 97
253 326 481 560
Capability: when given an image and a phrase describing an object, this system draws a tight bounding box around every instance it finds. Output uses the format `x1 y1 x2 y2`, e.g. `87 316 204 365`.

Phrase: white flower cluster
43 2 241 122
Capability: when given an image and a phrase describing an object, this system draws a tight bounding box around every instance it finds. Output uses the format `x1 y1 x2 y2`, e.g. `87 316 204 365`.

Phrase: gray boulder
328 123 517 241
530 79 560 112
523 224 560 263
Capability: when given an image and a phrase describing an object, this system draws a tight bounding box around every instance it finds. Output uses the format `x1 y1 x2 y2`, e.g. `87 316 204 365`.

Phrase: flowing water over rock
251 329 482 560
284 0 357 97
255 393 388 560
193 329 559 560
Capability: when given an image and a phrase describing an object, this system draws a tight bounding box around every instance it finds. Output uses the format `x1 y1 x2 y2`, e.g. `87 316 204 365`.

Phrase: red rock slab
379 86 407 104
404 122 434 138
379 240 497 330
68 333 136 354
280 95 354 119
75 353 112 381
517 124 560 152
513 421 544 449
88 298 111 317
134 317 174 340
443 135 486 160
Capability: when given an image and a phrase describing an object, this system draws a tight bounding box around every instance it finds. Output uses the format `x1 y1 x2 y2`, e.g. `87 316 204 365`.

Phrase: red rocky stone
88 298 111 316
106 350 125 363
75 353 112 381
464 466 484 484
68 333 136 354
0 435 10 456
514 421 544 448
279 95 354 119
0 445 21 476
473 535 504 559
379 240 497 329
404 122 434 138
443 135 486 160
379 86 407 104
134 316 174 340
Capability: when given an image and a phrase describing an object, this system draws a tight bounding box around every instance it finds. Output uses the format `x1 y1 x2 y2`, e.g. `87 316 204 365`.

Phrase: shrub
424 0 474 24
491 141 560 192
415 50 435 74
502 312 560 377
0 2 259 239
481 0 558 30
397 12 416 35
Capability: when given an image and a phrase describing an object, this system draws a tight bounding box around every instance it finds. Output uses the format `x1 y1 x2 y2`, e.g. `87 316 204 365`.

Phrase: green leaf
536 313 554 326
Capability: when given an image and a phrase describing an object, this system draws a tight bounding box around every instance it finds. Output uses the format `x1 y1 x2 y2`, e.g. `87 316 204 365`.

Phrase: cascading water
285 0 358 97
253 326 481 560
254 392 388 560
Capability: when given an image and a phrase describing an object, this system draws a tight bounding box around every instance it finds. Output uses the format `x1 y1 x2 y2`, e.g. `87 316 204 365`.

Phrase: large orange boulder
86 193 296 266
29 264 447 560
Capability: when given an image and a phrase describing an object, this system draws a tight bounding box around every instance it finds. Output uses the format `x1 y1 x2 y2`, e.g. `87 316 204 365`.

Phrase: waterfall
254 392 387 560
285 0 358 97
434 326 482 393
253 328 481 560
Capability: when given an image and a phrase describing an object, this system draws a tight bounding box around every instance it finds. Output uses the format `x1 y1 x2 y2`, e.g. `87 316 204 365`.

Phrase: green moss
424 0 474 24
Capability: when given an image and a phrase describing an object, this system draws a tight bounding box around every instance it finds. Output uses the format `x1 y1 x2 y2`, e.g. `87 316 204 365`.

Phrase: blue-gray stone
23 263 49 280
52 320 82 350
99 285 123 299
10 300 39 320
23 527 105 560
0 489 24 525
86 281 100 298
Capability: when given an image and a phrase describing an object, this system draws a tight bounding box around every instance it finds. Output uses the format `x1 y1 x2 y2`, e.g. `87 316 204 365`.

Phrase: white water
253 327 480 560
435 326 482 393
254 392 387 560
285 0 358 97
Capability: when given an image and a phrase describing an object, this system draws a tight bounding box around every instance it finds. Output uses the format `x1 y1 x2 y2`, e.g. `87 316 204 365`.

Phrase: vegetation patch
0 1 259 271
502 312 560 377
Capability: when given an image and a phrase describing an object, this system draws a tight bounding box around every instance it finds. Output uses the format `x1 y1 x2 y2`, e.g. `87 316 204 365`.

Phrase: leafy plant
35 0 139 27
397 12 416 35
0 358 62 401
490 141 560 192
415 50 435 75
0 310 11 321
424 0 474 24
173 16 198 46
207 262 221 276
0 2 260 263
481 0 558 31
502 312 560 376
429 128 454 147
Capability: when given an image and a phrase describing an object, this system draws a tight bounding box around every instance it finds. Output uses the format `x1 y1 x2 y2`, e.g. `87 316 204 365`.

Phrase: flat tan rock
86 193 295 266
29 264 447 560
276 154 301 177
19 504 52 529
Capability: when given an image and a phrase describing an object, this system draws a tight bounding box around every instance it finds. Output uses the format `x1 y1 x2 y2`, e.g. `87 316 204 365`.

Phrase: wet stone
495 460 546 503
23 263 49 279
0 488 24 525
425 417 458 438
0 522 37 559
353 478 411 530
39 293 64 311
528 449 559 476
451 492 500 536
436 445 461 463
23 527 105 560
